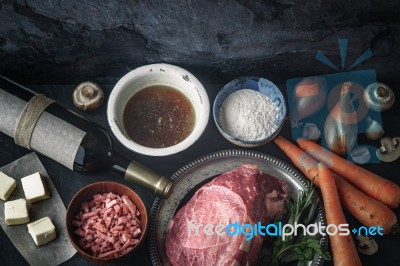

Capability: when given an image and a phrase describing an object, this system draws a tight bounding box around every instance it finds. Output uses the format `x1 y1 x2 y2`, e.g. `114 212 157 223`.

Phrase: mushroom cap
356 235 378 255
365 116 384 140
363 82 395 112
73 81 104 111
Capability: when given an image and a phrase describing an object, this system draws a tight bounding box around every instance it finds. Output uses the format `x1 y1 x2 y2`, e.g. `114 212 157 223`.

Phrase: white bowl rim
107 63 210 156
213 76 286 144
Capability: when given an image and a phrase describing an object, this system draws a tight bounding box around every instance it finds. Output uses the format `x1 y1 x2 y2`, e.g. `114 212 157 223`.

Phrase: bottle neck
110 151 174 198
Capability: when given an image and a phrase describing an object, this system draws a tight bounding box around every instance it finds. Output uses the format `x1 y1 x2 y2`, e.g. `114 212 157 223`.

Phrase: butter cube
21 172 50 203
27 217 57 246
0 171 16 201
4 198 30 225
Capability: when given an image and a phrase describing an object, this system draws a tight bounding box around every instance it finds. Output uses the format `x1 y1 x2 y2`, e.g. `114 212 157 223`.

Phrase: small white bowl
213 77 286 147
108 64 209 156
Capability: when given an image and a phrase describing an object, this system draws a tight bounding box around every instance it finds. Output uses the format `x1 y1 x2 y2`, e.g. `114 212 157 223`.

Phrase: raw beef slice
166 164 289 266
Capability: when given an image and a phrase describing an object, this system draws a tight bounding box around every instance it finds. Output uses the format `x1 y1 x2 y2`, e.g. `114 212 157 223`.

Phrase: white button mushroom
365 116 384 140
302 123 321 141
350 146 371 165
356 235 378 255
73 81 104 111
363 82 395 112
376 137 400 163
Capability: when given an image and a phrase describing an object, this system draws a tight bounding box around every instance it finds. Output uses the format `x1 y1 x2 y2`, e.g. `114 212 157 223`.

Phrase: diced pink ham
93 194 106 202
107 192 117 199
82 210 99 220
74 229 85 237
132 228 141 238
117 217 126 225
121 203 129 214
72 192 142 258
106 199 118 209
122 196 137 216
91 244 101 254
114 241 122 250
113 204 121 213
111 225 124 231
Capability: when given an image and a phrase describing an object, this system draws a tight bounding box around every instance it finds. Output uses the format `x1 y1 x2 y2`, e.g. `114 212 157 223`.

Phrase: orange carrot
333 172 398 235
273 136 323 186
273 136 398 234
317 163 361 266
297 138 400 208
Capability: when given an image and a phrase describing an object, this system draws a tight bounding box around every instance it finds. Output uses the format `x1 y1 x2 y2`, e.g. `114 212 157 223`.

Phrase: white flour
219 89 279 140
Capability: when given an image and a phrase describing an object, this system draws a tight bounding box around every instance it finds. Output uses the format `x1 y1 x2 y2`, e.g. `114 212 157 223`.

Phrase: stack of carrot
273 136 400 266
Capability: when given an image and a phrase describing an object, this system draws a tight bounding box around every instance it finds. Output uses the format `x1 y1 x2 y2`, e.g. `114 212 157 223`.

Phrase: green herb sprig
271 182 331 266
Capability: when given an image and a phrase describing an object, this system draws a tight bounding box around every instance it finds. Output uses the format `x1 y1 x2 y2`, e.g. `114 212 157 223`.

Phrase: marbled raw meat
166 164 289 266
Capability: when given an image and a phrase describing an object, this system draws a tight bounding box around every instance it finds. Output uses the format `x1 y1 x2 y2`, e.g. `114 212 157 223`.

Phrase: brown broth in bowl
123 85 195 148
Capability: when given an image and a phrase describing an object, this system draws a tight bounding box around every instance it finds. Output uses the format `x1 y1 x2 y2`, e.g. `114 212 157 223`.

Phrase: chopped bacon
74 229 85 237
72 192 142 258
113 204 121 214
104 216 112 228
112 225 124 230
121 232 130 243
91 244 101 254
85 234 94 242
107 192 117 199
121 203 129 214
106 199 118 209
82 210 99 220
93 194 107 202
114 241 122 250
93 223 107 234
122 196 137 216
117 217 126 225
132 228 141 238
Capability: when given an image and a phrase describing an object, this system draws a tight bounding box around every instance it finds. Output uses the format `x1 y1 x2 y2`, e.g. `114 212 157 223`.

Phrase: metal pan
149 149 328 266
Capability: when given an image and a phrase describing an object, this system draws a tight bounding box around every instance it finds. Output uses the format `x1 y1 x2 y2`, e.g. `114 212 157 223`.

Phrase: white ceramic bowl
108 63 210 156
213 76 287 147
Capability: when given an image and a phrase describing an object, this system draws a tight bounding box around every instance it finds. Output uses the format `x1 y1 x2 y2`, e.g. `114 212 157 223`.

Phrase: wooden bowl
65 181 148 262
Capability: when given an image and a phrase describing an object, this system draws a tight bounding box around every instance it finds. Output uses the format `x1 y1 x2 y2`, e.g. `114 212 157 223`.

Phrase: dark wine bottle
0 76 173 198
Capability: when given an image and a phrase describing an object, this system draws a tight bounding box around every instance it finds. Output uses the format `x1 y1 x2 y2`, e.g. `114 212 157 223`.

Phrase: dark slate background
1 1 400 266
1 0 399 86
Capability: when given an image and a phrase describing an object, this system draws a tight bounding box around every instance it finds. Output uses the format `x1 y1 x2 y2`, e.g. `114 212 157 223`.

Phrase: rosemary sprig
271 182 331 266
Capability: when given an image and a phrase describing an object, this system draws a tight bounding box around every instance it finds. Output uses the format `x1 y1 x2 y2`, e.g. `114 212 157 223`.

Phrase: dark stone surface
0 1 400 266
0 0 400 85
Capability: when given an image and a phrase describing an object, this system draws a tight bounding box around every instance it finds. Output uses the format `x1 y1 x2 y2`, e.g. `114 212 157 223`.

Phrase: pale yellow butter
27 216 56 246
21 172 50 203
4 198 30 225
0 171 16 201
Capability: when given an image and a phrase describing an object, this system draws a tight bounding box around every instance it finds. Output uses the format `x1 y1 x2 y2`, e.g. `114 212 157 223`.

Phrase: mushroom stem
82 85 95 98
376 137 400 162
376 86 388 98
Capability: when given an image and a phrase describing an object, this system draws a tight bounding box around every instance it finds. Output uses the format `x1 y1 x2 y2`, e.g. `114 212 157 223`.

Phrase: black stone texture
0 0 399 85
